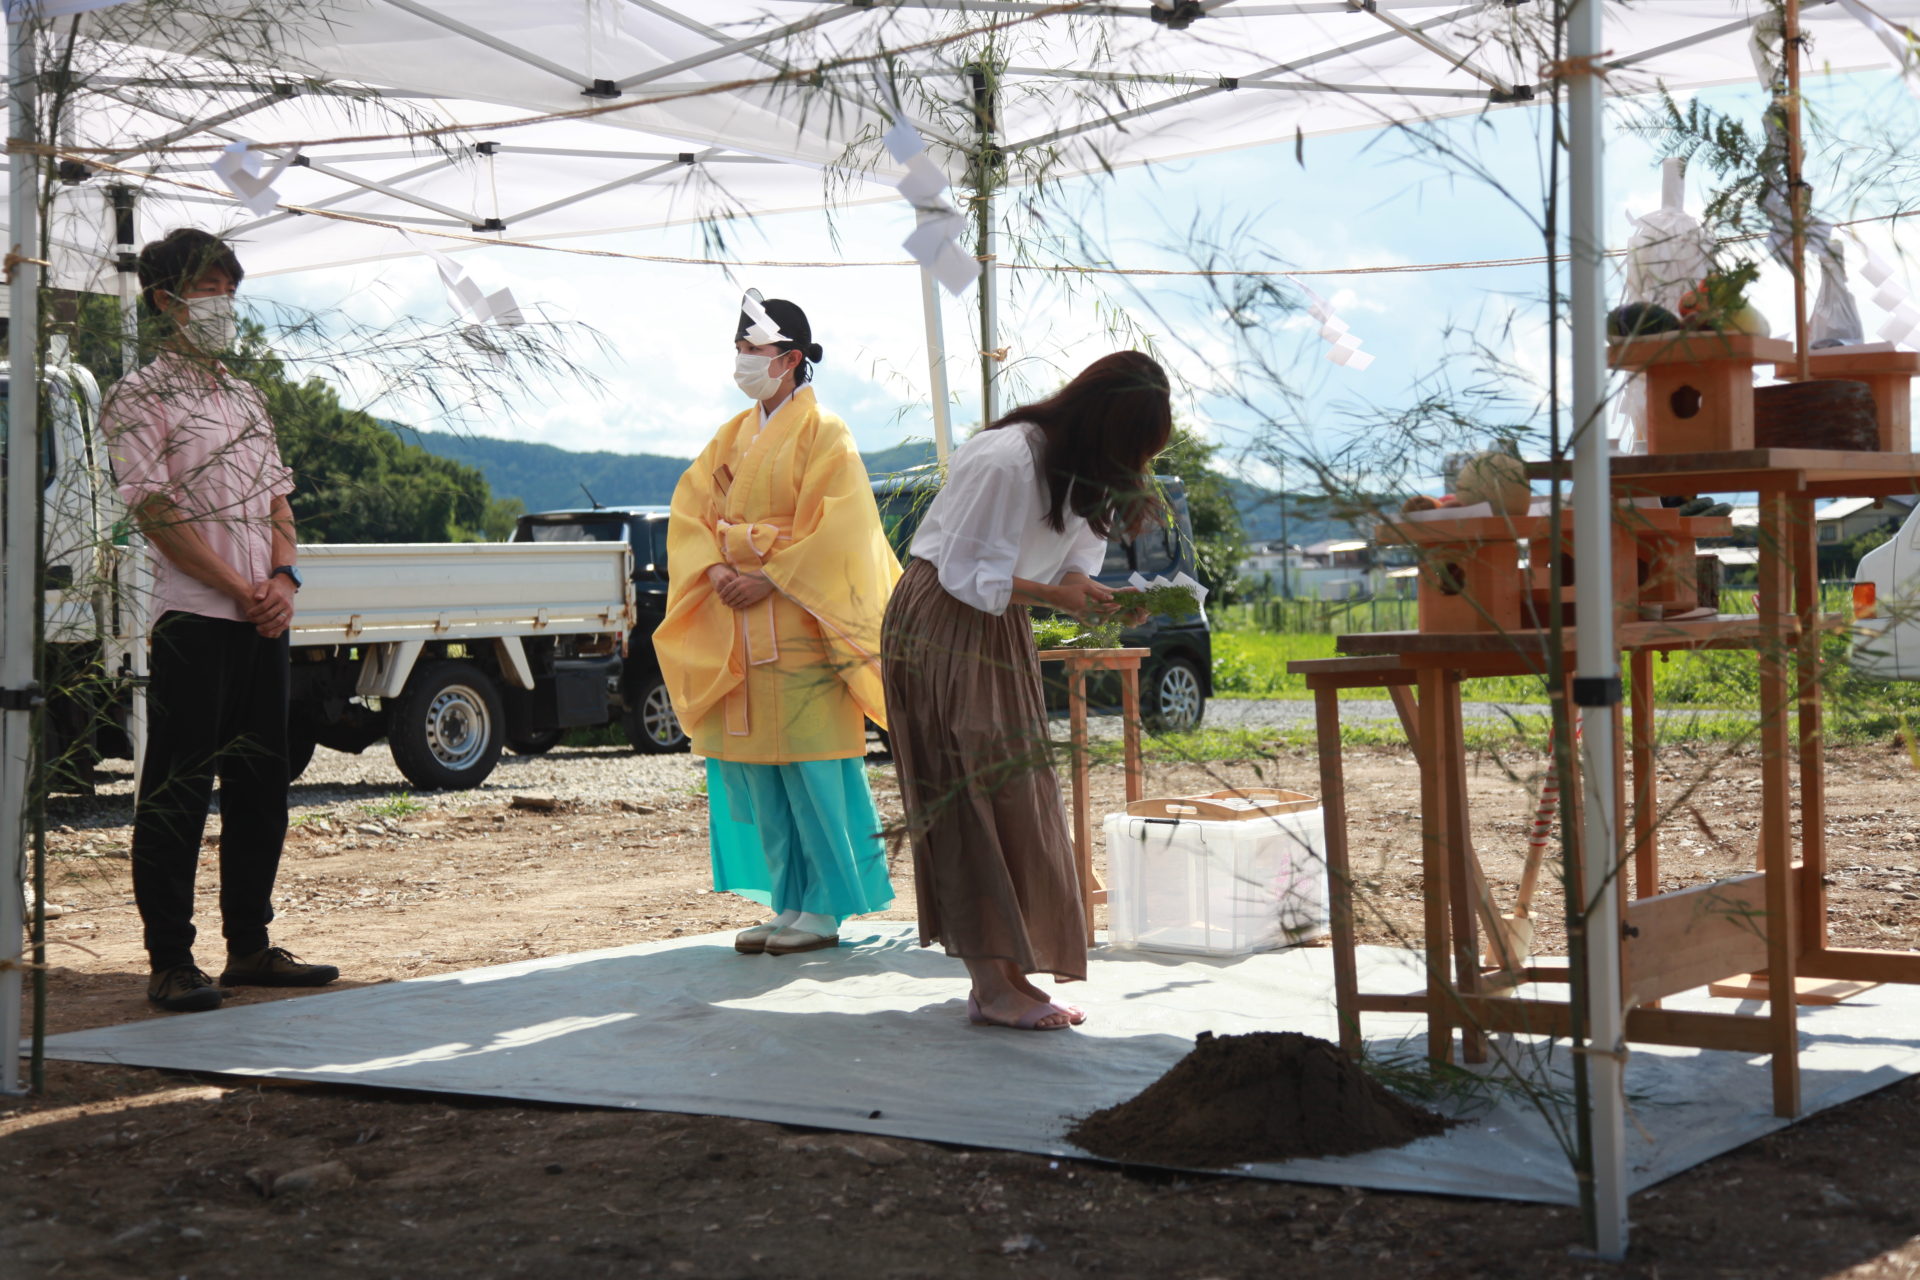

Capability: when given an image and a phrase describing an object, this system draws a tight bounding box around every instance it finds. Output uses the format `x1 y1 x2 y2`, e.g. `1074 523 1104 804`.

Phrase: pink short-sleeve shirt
104 351 295 624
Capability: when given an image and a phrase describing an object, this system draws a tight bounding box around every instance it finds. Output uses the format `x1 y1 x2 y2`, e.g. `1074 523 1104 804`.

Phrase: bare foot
1014 975 1087 1024
970 989 1073 1030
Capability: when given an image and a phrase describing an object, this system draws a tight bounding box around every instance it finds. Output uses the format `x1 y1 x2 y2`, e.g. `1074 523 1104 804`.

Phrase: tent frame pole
1567 0 1629 1256
969 61 998 428
1784 0 1811 379
919 260 952 464
3 11 42 1098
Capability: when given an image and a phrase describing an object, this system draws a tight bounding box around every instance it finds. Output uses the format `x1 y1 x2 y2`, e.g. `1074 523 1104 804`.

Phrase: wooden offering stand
1302 448 1920 1121
1610 332 1796 453
1377 508 1731 634
1037 646 1149 942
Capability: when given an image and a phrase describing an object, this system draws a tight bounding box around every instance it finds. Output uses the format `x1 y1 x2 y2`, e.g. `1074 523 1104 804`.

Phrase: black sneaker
220 946 340 989
148 965 225 1013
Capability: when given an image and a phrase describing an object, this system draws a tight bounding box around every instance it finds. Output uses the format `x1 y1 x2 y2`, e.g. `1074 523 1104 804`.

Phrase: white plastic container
1105 789 1329 957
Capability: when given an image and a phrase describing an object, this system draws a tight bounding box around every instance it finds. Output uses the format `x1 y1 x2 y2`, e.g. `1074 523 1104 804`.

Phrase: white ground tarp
33 924 1920 1203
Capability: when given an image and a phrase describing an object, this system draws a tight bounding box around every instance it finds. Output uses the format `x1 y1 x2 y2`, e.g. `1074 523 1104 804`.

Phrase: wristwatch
271 564 304 591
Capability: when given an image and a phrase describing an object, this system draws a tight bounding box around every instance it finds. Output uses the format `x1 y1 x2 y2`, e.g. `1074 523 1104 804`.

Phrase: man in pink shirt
106 228 338 1012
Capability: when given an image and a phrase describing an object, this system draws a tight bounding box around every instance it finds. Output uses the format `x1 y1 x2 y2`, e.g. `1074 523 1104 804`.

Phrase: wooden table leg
1070 663 1094 946
1443 674 1486 1063
1121 664 1144 804
1793 498 1828 958
1723 499 1869 1007
1417 668 1454 1065
1611 696 1626 888
1314 686 1363 1057
1389 684 1422 756
1757 489 1803 1118
1630 647 1657 900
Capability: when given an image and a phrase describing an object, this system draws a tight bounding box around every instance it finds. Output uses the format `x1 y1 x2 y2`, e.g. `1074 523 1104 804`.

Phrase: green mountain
1226 480 1376 547
405 426 1368 544
406 430 941 512
401 429 687 511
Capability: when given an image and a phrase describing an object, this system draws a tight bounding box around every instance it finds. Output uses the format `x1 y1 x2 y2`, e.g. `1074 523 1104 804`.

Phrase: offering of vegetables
1677 261 1769 336
1453 450 1532 515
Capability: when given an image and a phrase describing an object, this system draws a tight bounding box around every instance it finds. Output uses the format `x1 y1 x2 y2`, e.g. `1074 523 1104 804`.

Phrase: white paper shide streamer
210 141 295 218
416 242 524 365
879 86 978 296
739 289 787 346
1297 283 1375 371
1849 232 1920 345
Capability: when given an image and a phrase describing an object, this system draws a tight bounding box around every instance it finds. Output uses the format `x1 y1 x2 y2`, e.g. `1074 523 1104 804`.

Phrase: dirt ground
8 740 1920 1279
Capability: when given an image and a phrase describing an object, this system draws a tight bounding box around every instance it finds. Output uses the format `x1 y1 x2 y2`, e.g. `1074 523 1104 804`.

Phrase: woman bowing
655 293 900 956
882 351 1172 1030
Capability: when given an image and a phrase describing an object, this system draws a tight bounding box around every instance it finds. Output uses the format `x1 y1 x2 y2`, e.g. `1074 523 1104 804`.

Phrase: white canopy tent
21 0 1917 268
8 0 1920 1255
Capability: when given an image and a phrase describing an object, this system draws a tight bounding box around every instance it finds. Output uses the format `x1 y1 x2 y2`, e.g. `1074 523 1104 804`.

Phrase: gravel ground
51 695 1745 827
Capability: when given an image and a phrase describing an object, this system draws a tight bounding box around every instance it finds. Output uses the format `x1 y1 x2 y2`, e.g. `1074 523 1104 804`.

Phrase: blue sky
251 68 1920 490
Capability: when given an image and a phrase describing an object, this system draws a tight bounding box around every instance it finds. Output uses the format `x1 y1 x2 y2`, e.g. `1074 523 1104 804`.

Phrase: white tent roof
19 0 1919 284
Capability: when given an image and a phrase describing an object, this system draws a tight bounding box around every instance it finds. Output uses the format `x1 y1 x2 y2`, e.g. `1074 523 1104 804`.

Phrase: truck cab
5 360 145 786
511 506 687 753
20 357 637 794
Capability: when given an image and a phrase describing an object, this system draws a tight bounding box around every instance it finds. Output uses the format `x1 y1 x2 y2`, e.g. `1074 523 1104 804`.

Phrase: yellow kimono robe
654 388 901 763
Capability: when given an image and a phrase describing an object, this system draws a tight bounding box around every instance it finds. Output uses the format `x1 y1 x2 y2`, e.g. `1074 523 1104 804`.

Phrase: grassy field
1209 624 1920 746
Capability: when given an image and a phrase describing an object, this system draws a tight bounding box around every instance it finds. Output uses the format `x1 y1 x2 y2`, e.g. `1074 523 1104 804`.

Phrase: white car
1851 512 1913 678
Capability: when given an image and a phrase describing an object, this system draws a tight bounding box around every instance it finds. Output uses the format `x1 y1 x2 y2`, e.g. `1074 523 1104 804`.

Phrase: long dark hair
986 350 1172 539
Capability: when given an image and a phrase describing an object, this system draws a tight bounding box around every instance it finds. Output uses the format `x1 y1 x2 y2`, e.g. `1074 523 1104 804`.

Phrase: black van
871 470 1212 732
512 506 687 754
511 471 1214 756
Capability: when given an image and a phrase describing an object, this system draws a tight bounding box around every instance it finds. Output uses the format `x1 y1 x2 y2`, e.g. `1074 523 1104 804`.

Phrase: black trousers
131 611 291 970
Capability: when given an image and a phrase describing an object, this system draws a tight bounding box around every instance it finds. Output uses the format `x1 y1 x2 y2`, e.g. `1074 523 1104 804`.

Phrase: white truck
15 361 636 792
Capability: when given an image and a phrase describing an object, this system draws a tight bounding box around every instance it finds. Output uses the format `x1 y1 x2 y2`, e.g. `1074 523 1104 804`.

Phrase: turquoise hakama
704 757 894 921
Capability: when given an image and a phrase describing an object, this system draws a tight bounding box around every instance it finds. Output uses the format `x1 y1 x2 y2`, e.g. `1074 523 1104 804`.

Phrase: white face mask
733 351 785 401
175 293 238 353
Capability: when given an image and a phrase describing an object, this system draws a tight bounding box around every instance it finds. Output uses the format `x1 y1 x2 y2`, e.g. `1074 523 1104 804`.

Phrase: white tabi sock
790 911 837 937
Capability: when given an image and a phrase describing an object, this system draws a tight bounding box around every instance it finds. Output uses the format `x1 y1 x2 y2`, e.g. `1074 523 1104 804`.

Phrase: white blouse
908 423 1108 615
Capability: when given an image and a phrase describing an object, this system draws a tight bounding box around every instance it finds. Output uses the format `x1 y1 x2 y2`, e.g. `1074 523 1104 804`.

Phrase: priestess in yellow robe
654 297 900 951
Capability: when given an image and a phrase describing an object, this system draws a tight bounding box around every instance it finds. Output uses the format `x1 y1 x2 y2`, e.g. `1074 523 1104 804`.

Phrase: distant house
1712 495 1914 580
1236 540 1301 598
1237 538 1398 600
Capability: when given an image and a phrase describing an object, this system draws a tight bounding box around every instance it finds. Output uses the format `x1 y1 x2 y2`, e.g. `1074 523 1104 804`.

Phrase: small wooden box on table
1377 509 1731 632
1037 646 1149 942
1618 507 1733 616
1301 449 1920 1120
1609 333 1795 453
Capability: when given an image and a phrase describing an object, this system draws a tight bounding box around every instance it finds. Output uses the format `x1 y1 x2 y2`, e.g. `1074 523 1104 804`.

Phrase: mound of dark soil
1068 1031 1451 1168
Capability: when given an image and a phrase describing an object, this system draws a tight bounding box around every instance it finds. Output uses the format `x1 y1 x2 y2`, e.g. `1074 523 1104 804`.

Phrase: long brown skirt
880 557 1085 980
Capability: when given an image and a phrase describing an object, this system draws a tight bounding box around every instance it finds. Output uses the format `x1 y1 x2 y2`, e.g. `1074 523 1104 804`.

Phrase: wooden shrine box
1380 513 1653 633
1522 517 1638 626
1377 515 1528 633
1621 508 1733 616
1611 332 1796 454
1771 345 1920 452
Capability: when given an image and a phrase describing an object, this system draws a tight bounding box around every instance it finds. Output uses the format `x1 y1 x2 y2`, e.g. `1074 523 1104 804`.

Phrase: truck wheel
389 661 505 790
1144 656 1206 735
287 729 317 782
623 673 689 754
507 728 563 756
